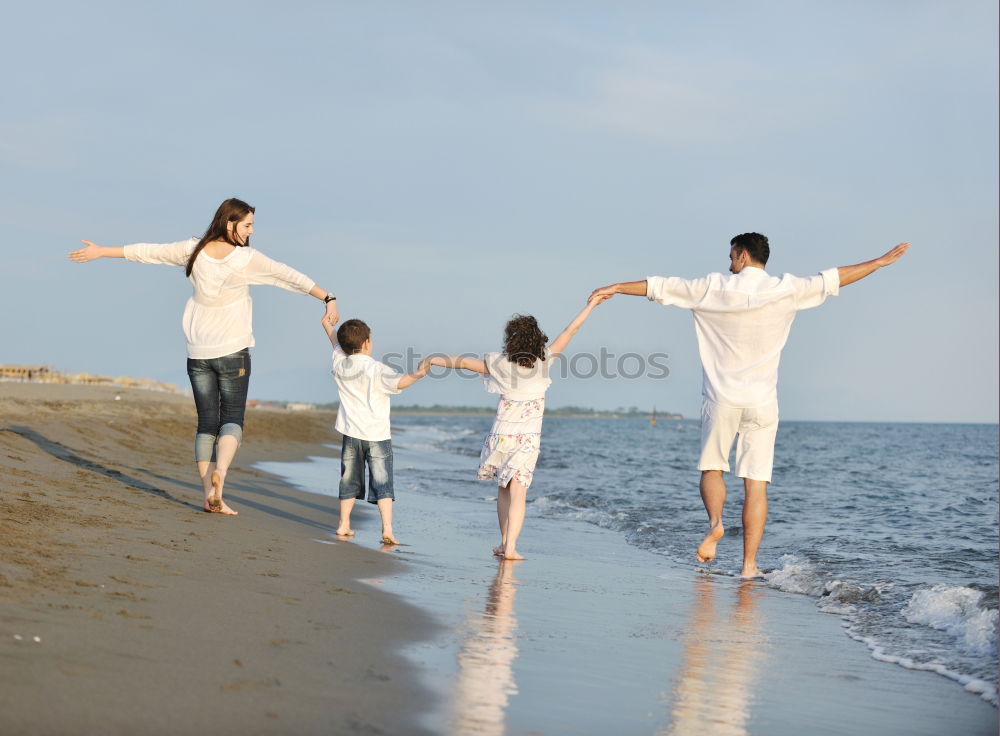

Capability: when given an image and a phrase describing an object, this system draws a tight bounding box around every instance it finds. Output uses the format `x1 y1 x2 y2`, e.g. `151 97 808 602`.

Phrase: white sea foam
763 558 885 613
763 554 826 596
902 585 999 657
845 627 999 706
531 495 620 529
396 422 478 445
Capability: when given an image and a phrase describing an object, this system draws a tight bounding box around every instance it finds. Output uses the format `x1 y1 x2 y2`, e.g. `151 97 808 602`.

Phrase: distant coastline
0 363 181 394
3 370 683 419
343 402 681 419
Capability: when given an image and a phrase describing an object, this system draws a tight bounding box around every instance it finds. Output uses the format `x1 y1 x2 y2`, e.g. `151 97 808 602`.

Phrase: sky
3 1 997 422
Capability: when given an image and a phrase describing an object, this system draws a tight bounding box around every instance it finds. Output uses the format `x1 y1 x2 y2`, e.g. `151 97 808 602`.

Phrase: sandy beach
0 383 437 735
1 383 996 735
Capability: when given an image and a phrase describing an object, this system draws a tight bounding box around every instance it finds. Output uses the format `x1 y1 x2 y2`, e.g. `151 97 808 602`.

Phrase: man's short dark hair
730 232 770 266
337 319 371 355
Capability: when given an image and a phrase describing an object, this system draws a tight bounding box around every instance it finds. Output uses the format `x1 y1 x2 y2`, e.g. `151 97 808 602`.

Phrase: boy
321 315 430 544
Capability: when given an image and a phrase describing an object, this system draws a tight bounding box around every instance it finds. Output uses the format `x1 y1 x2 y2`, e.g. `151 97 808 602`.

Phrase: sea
262 415 999 707
392 416 999 705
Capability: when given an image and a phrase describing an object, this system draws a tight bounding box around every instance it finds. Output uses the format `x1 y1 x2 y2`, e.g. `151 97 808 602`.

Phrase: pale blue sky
4 1 997 421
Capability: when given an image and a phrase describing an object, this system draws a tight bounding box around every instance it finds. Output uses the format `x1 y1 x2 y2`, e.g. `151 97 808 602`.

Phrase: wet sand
0 383 438 735
262 440 999 735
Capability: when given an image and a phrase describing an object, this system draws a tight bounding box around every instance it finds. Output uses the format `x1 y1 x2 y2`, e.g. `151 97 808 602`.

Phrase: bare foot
696 523 725 562
335 527 356 537
203 499 238 516
502 548 525 560
492 545 505 556
207 471 223 512
740 566 764 579
381 533 399 545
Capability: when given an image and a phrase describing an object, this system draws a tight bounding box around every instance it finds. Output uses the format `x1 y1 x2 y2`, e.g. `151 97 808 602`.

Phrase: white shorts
698 400 779 482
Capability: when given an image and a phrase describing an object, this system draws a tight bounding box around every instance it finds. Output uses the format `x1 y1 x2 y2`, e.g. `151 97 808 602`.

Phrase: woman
69 198 339 516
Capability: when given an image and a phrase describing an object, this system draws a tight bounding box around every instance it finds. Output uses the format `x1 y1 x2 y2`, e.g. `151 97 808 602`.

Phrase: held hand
589 285 617 301
69 240 102 263
320 311 337 334
323 299 340 326
588 292 612 307
417 357 433 375
875 242 910 268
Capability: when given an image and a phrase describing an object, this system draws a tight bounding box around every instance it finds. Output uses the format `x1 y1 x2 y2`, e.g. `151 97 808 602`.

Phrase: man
591 234 909 577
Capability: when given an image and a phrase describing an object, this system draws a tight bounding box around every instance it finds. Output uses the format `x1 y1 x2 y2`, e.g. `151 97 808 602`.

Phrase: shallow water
379 416 999 706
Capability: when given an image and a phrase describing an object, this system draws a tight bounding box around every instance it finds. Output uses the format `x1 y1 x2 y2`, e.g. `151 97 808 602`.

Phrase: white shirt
331 345 403 441
646 266 840 408
123 239 316 360
482 350 553 401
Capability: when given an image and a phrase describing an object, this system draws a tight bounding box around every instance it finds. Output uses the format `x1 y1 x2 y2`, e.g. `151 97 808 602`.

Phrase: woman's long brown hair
185 198 255 277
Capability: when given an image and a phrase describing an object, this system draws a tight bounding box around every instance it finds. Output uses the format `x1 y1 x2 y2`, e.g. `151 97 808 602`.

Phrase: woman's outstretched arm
70 239 194 266
548 293 609 358
245 250 339 324
68 241 125 262
428 355 488 374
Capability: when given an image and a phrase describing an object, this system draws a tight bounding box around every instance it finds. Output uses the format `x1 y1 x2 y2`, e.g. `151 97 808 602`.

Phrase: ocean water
381 415 999 706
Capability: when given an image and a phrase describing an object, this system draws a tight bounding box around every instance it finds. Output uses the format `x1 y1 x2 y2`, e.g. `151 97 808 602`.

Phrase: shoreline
260 425 999 734
0 383 439 735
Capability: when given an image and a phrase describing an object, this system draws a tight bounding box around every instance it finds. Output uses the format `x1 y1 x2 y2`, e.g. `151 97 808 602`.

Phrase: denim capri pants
340 436 394 503
186 348 251 463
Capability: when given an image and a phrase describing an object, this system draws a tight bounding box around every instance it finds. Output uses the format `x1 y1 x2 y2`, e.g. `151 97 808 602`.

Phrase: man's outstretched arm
589 280 648 299
838 242 909 287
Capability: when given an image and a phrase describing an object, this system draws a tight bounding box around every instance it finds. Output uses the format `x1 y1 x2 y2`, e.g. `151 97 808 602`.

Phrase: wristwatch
323 293 336 303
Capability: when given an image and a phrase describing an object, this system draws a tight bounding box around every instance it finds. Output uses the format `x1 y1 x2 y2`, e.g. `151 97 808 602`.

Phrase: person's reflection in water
451 560 520 736
662 576 768 736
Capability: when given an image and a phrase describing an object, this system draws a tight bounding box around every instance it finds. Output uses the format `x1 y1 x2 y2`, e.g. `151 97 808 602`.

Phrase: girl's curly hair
502 314 548 368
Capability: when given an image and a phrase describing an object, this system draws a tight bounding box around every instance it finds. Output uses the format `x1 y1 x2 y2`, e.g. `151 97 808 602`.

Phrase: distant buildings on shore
0 364 181 394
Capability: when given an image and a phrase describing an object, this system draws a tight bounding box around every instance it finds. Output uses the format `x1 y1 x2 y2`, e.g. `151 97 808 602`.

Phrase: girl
429 294 608 559
69 198 339 516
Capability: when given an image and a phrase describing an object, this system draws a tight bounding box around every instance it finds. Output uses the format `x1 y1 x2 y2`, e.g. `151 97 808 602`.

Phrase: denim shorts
340 435 394 503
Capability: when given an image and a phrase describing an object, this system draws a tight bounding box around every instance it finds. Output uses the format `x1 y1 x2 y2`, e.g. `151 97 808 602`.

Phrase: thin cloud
537 46 860 147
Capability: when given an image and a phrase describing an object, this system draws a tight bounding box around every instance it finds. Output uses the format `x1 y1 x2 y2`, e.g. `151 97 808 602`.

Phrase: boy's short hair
337 319 371 355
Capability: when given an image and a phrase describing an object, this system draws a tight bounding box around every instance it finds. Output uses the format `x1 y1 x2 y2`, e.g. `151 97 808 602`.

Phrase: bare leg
494 483 509 555
337 498 357 536
696 470 726 562
208 435 239 515
740 479 768 578
377 498 398 544
501 480 527 560
197 461 217 510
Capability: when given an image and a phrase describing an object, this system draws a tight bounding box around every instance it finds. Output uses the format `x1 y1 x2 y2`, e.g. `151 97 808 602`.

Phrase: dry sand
0 382 437 736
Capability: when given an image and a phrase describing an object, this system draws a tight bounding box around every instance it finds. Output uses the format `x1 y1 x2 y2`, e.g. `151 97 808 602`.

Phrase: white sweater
124 238 316 359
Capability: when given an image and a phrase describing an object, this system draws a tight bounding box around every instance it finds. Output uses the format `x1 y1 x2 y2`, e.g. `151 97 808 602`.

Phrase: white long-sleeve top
646 266 840 408
123 238 316 359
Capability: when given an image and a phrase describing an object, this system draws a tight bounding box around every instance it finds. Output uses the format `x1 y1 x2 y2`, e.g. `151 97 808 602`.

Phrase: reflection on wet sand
451 561 520 736
662 576 768 735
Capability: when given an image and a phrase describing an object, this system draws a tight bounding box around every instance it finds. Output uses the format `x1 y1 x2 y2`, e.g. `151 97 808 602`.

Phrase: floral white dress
477 351 552 489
